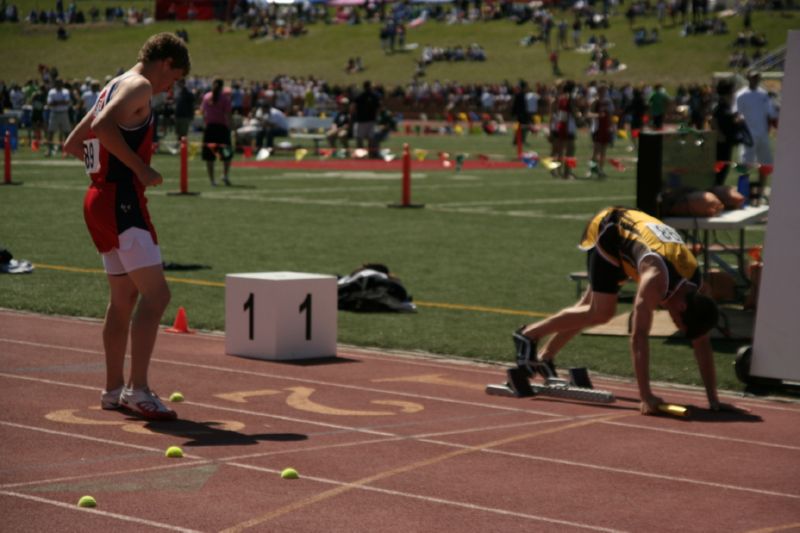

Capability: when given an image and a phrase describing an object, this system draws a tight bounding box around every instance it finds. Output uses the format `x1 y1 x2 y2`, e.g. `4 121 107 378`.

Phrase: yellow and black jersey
579 207 701 299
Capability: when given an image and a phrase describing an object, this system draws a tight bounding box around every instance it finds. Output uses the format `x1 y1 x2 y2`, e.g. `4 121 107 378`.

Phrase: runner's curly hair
138 33 191 75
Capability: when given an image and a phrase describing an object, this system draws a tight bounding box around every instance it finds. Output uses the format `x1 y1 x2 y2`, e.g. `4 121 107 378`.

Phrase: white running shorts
101 227 162 276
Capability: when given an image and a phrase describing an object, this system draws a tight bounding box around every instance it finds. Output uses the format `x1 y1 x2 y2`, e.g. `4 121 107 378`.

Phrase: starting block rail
486 383 616 404
486 368 616 403
485 367 616 404
487 368 690 416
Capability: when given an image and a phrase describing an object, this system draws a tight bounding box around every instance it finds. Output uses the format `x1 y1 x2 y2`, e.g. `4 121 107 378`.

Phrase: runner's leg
126 264 171 389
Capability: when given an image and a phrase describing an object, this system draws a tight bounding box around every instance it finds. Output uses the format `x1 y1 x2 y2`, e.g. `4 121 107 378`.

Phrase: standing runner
63 33 191 420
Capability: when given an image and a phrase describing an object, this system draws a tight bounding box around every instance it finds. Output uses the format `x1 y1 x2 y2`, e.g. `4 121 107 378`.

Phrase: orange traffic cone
166 306 194 334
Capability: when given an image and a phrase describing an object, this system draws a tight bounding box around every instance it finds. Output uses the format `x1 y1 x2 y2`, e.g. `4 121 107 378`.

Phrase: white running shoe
101 386 124 410
120 387 177 420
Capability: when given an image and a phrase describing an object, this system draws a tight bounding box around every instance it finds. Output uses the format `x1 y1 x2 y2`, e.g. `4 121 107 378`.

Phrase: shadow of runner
679 407 763 423
141 419 308 447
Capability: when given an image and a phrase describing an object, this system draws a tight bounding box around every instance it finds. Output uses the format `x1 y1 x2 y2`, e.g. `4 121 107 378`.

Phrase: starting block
486 367 615 404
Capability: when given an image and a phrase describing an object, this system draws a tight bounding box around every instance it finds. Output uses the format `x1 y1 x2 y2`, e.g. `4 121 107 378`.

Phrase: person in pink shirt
201 78 232 186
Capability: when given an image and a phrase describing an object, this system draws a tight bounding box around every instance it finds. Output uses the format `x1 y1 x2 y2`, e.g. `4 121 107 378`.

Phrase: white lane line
2 387 796 510
459 445 800 500
2 327 798 415
0 420 173 455
0 338 561 417
3 332 799 425
0 491 202 532
601 420 800 451
16 182 616 218
0 372 396 437
436 196 632 207
226 462 628 533
0 460 212 490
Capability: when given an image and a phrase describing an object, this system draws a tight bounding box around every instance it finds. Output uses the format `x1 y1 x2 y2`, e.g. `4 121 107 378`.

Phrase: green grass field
1 8 796 86
0 128 766 393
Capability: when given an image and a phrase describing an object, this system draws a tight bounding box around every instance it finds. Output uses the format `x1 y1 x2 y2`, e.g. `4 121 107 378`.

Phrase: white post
750 32 800 380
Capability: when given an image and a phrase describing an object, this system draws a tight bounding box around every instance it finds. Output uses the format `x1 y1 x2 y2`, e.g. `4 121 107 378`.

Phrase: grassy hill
1 7 795 87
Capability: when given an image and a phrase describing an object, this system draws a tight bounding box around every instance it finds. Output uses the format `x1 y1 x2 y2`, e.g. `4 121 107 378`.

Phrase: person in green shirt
648 83 671 129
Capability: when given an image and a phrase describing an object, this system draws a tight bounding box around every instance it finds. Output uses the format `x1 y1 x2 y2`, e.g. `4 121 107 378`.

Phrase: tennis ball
280 467 299 480
169 392 184 402
77 495 97 508
165 446 184 458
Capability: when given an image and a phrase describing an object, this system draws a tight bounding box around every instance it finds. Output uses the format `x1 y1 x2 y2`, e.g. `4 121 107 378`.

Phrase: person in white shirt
81 80 100 117
525 87 539 117
256 102 288 149
46 78 72 155
734 71 778 204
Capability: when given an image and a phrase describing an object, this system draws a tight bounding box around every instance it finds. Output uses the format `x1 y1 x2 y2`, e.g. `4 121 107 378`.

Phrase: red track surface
1 309 799 532
231 159 525 171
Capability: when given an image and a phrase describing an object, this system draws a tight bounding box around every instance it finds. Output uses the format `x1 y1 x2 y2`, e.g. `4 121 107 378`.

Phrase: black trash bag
337 263 416 313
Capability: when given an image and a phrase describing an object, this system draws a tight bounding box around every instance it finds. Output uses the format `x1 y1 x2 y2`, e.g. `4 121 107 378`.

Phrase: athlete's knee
109 289 138 315
141 284 171 312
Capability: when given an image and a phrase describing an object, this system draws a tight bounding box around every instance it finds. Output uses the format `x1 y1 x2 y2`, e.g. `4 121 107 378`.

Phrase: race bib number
646 223 684 244
83 139 100 175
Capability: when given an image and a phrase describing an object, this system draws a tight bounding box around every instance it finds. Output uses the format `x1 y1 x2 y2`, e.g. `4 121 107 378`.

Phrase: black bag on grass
337 264 416 313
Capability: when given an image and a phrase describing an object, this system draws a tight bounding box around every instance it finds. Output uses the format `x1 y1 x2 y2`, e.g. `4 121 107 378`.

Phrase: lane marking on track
225 461 627 533
4 368 797 501
743 523 800 533
436 196 632 207
5 322 788 416
2 335 798 425
601 420 800 451
0 459 212 491
3 315 776 414
0 420 170 455
214 389 281 403
0 371 399 436
464 446 800 500
3 376 796 525
0 490 202 532
374 373 484 391
0 343 550 416
219 413 632 533
284 386 424 416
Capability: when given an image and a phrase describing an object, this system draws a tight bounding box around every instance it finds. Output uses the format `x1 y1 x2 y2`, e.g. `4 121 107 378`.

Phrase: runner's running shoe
120 387 177 420
535 357 558 379
101 386 124 410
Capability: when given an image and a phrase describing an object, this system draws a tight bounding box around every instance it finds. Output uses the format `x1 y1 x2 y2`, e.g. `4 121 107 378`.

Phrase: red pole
402 143 411 206
516 123 523 160
4 130 11 184
179 136 188 194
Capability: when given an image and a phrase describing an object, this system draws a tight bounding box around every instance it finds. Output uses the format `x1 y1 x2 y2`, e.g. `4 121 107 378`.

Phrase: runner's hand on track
639 395 664 415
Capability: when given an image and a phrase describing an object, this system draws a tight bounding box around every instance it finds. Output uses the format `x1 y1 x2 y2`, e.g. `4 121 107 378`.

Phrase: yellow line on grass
35 263 225 287
415 300 549 318
33 263 549 318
